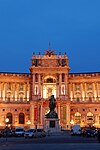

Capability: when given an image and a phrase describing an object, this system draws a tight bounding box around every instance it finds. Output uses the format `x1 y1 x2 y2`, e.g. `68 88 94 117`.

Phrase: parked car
15 126 25 137
24 128 46 138
34 128 46 138
82 128 95 137
71 125 82 136
24 129 35 138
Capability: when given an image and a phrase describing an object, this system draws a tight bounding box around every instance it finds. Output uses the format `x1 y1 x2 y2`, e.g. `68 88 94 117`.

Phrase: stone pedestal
44 118 61 133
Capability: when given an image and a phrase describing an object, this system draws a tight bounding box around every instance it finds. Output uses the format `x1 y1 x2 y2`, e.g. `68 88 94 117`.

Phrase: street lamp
5 118 9 142
5 118 9 125
27 120 31 129
70 120 74 129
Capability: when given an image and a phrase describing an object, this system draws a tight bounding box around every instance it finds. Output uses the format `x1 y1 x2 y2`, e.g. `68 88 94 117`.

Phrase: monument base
44 118 61 134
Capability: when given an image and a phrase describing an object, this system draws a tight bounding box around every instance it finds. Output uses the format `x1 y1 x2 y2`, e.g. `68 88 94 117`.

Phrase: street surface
0 132 100 150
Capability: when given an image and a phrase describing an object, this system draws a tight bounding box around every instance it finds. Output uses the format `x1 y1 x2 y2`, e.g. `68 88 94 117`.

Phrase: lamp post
27 120 31 129
70 120 74 129
5 118 9 142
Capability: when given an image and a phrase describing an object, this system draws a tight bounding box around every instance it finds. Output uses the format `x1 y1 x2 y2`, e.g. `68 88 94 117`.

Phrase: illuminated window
7 113 12 124
99 116 100 124
75 112 81 124
87 112 93 125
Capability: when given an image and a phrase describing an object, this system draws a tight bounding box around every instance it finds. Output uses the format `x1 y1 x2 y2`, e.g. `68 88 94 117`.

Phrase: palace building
0 49 100 129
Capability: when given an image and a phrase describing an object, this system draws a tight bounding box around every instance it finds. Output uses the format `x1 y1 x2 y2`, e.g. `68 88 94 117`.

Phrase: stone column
65 73 68 97
93 82 96 101
0 83 1 97
72 83 75 101
3 83 5 101
27 84 30 101
56 83 59 98
40 104 43 126
58 103 60 124
24 83 27 102
30 103 34 128
15 83 18 101
70 83 73 101
59 74 62 97
38 74 41 95
66 104 70 129
97 83 99 101
84 82 87 101
81 83 85 101
12 83 14 102
32 73 35 95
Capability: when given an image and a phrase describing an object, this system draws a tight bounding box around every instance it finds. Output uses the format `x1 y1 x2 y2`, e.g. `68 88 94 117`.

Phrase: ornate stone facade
0 49 100 129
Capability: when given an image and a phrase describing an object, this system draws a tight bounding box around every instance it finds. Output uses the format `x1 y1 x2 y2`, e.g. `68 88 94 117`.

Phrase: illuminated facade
0 49 100 129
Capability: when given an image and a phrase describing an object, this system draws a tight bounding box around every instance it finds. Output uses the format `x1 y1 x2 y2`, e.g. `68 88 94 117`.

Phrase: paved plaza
0 133 100 150
0 143 100 150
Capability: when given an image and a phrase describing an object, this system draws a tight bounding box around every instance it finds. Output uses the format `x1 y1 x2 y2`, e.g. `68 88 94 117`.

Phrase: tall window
87 112 94 125
87 84 92 90
76 97 80 102
19 113 25 124
19 93 24 102
6 92 11 102
19 84 24 91
62 74 65 82
7 113 12 124
99 116 100 124
35 74 38 82
75 112 81 124
7 97 11 102
7 83 11 90
20 97 23 102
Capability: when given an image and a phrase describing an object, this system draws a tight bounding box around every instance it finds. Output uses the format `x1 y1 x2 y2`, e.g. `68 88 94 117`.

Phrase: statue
49 95 56 111
45 95 58 119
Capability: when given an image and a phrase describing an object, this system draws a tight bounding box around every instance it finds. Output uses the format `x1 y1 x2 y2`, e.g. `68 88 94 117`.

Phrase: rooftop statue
44 49 55 57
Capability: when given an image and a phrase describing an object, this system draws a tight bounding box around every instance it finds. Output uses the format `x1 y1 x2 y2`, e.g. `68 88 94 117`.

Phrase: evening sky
0 0 100 73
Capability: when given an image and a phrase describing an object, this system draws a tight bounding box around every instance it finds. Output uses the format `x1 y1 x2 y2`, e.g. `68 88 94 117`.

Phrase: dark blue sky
0 0 100 73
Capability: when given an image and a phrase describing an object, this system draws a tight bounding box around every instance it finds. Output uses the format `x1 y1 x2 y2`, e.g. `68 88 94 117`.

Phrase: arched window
6 92 11 102
75 112 81 124
7 83 11 90
19 113 25 124
75 92 81 102
46 78 53 83
19 83 24 91
87 112 94 125
6 113 12 124
87 92 93 102
19 93 24 102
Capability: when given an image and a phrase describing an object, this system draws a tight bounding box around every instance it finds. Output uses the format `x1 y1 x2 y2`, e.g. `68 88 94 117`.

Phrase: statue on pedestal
45 95 58 119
